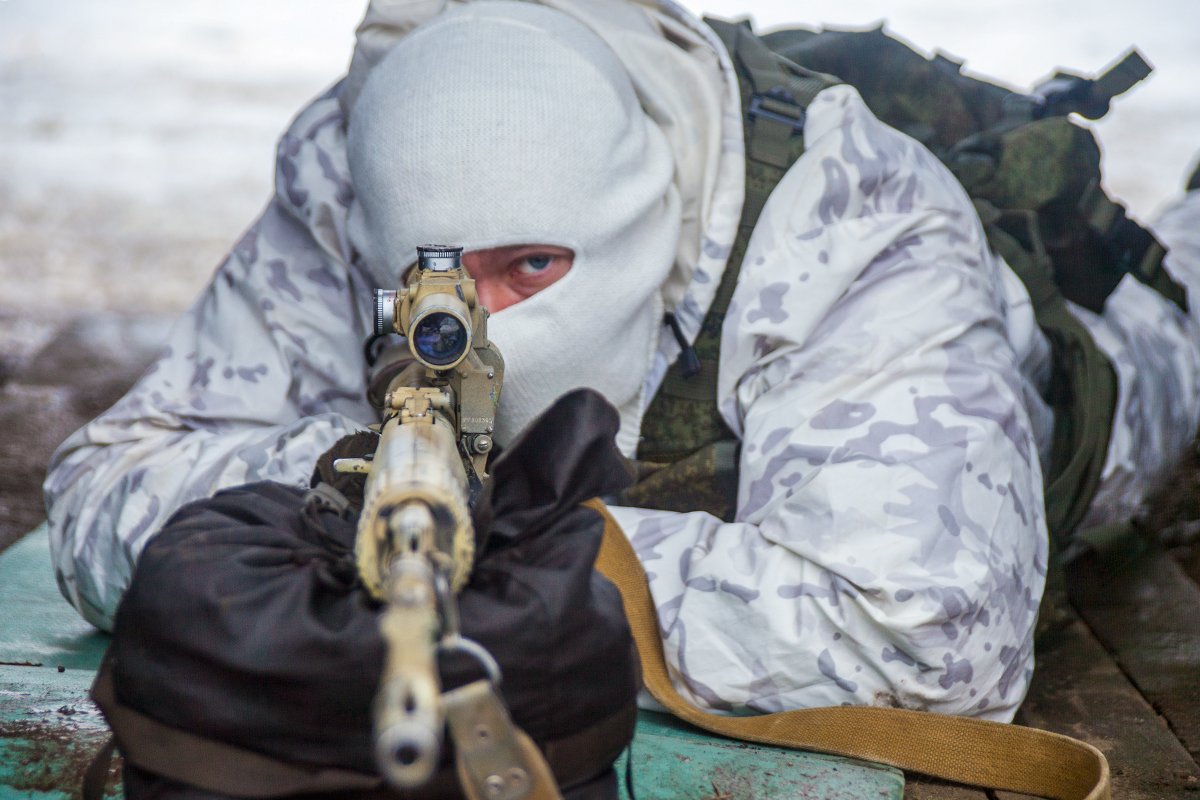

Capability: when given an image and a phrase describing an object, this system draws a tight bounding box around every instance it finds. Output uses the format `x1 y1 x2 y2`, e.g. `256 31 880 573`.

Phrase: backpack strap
587 499 1112 800
1022 48 1153 123
1076 178 1188 311
709 18 835 168
630 20 839 519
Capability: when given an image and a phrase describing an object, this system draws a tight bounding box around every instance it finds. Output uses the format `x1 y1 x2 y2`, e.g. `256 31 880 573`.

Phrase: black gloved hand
309 429 380 515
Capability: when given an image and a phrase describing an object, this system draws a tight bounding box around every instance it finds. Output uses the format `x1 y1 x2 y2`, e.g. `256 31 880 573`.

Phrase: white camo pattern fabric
609 84 1054 720
44 86 373 628
43 1 1200 724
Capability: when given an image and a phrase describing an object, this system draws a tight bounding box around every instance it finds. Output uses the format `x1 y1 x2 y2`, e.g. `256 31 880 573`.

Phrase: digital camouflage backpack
630 19 1187 555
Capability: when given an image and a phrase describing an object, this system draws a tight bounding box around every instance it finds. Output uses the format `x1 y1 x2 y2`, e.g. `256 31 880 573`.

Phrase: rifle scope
374 245 474 371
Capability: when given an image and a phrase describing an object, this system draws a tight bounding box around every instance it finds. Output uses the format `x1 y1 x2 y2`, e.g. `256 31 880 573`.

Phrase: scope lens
411 312 468 366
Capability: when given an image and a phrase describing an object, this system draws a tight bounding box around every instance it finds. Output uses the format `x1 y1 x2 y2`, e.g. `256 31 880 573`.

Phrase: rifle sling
586 499 1112 800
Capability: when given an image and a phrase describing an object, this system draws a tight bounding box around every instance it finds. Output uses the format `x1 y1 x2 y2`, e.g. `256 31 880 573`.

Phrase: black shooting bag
94 390 639 800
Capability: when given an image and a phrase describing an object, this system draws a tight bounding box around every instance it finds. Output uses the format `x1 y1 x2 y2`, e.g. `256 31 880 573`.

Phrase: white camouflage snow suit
43 0 1200 723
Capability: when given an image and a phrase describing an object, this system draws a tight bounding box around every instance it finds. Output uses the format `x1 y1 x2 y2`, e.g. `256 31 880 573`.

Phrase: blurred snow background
1 0 1197 317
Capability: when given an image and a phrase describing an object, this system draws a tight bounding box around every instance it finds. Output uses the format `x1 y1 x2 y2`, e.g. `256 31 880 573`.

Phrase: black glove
309 429 380 515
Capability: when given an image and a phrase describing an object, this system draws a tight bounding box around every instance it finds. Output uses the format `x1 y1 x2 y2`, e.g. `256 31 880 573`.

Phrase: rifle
336 245 559 799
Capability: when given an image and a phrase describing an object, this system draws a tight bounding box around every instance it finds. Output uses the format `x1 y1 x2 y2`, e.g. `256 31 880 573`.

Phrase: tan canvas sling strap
585 499 1113 800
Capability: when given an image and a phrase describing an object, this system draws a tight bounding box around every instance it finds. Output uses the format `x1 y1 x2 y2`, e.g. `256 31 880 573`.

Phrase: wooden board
1015 616 1200 799
0 526 117 799
618 711 904 800
0 525 109 672
0 664 119 799
902 776 988 799
1068 545 1200 764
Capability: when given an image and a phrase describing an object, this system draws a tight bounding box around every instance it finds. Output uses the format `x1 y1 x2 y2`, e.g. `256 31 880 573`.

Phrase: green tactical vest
626 19 1187 553
625 19 839 523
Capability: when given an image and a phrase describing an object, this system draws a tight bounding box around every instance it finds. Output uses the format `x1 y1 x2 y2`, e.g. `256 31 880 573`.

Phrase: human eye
515 254 554 275
502 247 573 298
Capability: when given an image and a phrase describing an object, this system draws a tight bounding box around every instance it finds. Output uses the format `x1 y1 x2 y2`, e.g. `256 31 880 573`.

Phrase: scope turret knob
374 289 398 336
416 244 463 273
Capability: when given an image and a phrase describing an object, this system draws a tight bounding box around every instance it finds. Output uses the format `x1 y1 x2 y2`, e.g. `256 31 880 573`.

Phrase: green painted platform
0 526 903 799
0 526 117 798
617 712 903 799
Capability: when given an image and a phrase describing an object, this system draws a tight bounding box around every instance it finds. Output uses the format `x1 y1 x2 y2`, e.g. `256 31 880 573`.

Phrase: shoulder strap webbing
634 19 838 483
1028 48 1152 123
1076 177 1187 311
587 499 1112 800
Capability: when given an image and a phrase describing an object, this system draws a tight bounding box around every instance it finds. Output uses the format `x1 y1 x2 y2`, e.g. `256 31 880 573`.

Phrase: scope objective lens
411 312 468 367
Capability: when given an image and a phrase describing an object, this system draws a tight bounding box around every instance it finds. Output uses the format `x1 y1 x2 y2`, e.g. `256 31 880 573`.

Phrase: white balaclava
346 0 681 455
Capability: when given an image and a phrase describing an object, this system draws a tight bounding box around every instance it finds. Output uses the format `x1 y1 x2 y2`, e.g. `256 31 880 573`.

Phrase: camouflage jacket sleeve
608 85 1049 721
1156 188 1200 308
1076 187 1200 527
43 91 378 631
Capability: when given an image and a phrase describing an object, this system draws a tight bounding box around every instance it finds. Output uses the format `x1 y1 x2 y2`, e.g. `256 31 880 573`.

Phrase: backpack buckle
747 87 806 133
